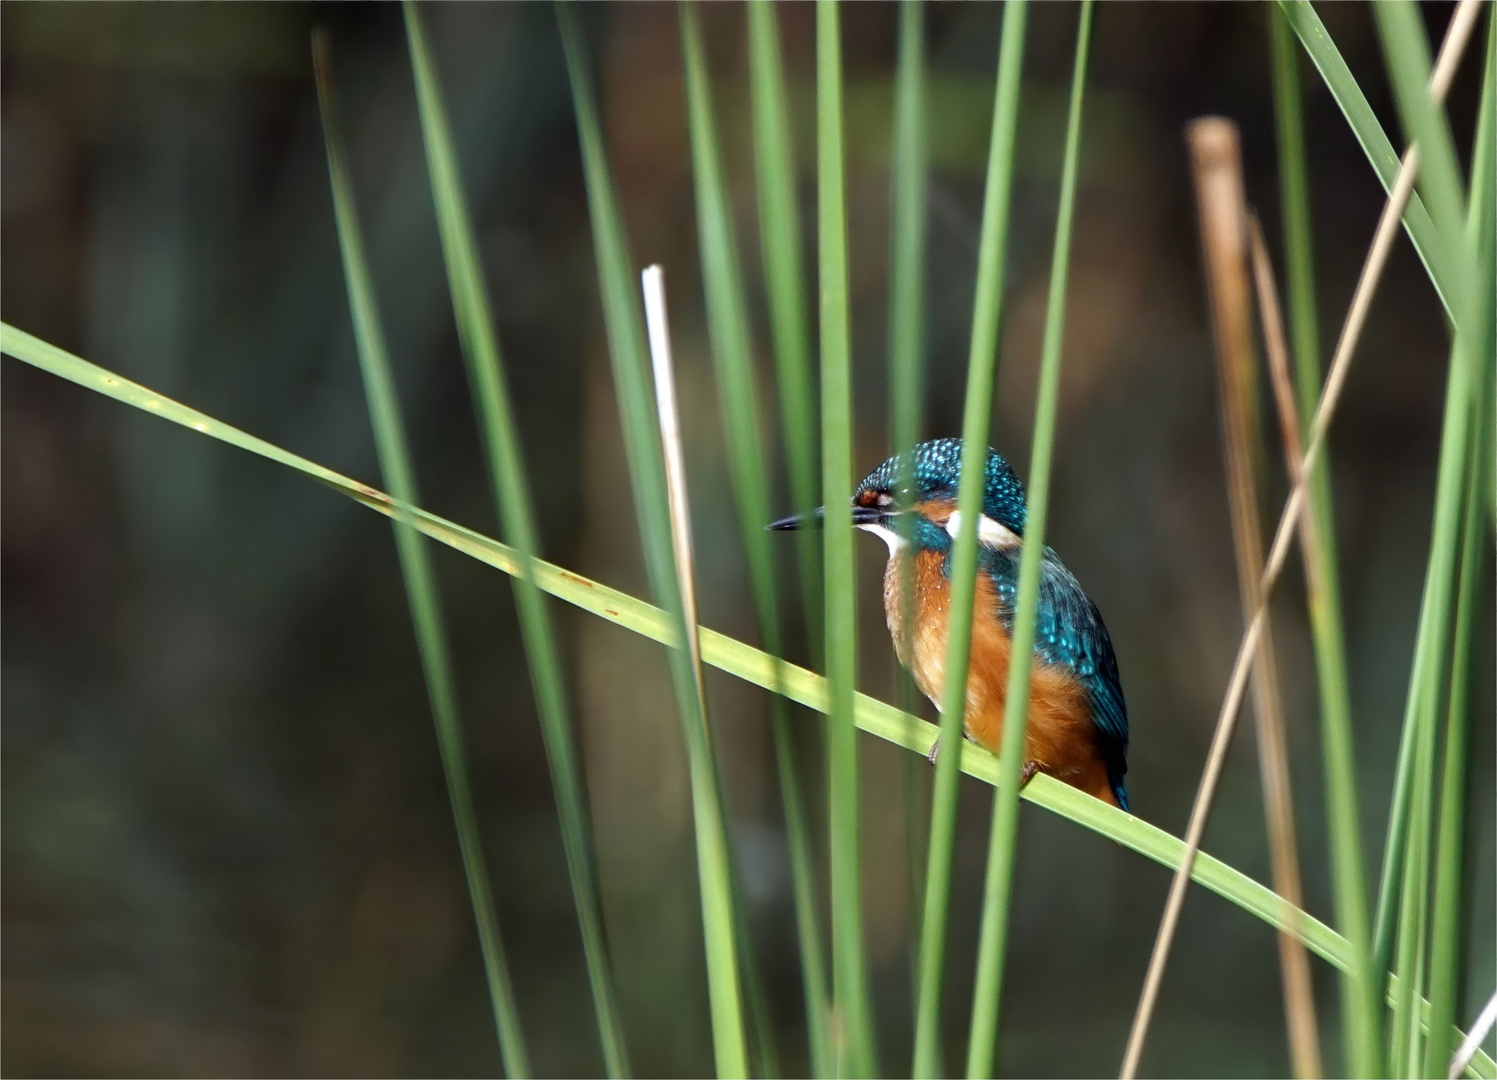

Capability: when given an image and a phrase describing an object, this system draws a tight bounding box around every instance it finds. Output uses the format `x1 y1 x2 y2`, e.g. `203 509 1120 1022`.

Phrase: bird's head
768 437 1027 556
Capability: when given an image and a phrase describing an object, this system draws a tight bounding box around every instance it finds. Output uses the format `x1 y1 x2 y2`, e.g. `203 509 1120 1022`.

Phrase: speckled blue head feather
855 438 1027 535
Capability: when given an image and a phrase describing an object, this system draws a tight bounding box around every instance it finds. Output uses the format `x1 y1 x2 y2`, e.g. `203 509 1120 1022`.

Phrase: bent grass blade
5 323 1496 1080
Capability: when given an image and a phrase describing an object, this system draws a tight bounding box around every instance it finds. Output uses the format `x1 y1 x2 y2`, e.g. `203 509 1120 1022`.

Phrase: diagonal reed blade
4 319 1497 1080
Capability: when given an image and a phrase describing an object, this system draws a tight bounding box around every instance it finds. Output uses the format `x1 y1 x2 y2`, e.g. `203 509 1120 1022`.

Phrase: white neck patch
855 521 907 557
945 508 1022 549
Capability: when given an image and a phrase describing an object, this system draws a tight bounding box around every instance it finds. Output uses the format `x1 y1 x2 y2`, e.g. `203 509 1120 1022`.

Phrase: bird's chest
883 550 1091 762
883 550 1008 721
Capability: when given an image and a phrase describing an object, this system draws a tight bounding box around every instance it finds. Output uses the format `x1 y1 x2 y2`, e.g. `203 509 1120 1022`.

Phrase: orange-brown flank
885 542 1120 807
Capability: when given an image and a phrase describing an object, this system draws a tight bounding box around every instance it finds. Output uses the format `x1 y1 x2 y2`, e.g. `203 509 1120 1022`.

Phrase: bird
769 437 1129 810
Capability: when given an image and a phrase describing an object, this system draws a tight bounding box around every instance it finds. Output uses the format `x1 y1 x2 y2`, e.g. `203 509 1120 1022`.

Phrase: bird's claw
926 739 940 767
1019 760 1047 788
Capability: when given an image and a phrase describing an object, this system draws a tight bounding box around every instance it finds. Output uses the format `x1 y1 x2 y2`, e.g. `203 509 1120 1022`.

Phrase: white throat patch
945 508 1022 549
855 521 907 557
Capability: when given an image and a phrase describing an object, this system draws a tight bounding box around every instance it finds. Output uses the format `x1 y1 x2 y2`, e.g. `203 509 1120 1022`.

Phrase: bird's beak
767 505 886 531
767 507 823 531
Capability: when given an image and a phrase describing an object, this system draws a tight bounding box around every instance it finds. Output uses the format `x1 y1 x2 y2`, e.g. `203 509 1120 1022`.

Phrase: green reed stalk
1426 25 1496 1076
401 9 629 1073
312 37 529 1076
1423 409 1491 1080
910 5 1027 1076
1376 332 1482 1072
816 3 877 1073
888 0 927 496
965 6 1091 1075
1419 392 1491 1072
680 6 832 1074
556 8 748 1074
1371 2 1477 336
1369 1 1485 1022
888 0 931 1018
1389 662 1442 1074
888 0 928 492
748 0 824 656
7 316 1497 1080
1277 0 1456 319
1373 5 1489 1070
1270 8 1379 1073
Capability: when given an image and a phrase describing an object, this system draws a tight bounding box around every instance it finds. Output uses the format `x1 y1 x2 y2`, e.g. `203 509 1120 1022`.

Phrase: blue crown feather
856 437 1028 535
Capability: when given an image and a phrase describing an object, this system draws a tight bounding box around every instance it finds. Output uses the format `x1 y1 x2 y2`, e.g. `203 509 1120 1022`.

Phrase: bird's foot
926 739 941 767
1019 760 1050 789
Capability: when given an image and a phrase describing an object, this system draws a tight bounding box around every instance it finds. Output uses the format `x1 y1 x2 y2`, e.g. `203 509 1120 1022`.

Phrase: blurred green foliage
3 3 1493 1077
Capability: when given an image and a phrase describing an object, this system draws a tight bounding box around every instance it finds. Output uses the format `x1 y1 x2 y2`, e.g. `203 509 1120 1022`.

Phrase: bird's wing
1032 552 1130 774
977 548 1129 768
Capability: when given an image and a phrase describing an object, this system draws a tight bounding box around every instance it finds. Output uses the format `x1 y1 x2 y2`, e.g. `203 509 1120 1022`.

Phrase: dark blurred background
3 3 1492 1076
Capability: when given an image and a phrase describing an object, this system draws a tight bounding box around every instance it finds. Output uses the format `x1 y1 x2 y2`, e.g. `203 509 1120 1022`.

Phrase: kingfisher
770 437 1129 810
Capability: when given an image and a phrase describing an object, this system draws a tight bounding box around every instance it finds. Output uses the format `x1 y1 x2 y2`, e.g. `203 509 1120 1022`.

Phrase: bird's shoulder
977 546 1129 753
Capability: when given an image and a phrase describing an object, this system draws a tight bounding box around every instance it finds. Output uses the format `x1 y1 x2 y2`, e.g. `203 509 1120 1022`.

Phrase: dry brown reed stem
642 266 711 729
1249 214 1337 614
1190 119 1320 1080
1250 217 1310 490
1249 214 1334 617
1118 9 1482 1074
1248 212 1343 1080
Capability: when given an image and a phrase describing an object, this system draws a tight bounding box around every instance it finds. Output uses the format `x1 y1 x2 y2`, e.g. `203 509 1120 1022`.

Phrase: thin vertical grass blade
748 0 824 656
1369 0 1486 1035
1372 1 1479 337
312 36 530 1077
1425 379 1491 1080
639 267 752 1079
1370 4 1487 1071
964 5 1090 1075
679 7 832 1074
1269 3 1324 436
1426 22 1496 1075
887 0 931 1020
400 9 629 1073
1276 0 1456 318
888 0 927 477
1268 18 1373 1073
1413 440 1485 1078
815 3 877 1073
1390 699 1441 1075
910 4 1028 1076
556 9 749 1074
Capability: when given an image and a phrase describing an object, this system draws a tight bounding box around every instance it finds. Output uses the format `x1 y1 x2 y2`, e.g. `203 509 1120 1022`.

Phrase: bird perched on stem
770 437 1129 810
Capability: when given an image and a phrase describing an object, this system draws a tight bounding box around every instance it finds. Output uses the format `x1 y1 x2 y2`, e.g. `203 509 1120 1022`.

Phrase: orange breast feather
884 550 1119 806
